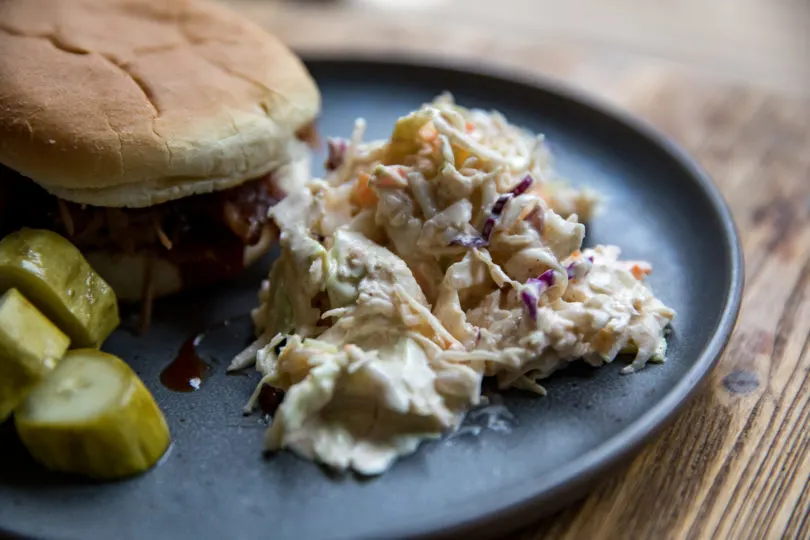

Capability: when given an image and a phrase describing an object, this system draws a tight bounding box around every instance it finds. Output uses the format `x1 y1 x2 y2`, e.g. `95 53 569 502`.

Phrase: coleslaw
230 94 675 475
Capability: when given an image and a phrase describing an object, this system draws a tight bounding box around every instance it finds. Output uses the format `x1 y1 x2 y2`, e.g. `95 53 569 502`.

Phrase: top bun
0 0 320 208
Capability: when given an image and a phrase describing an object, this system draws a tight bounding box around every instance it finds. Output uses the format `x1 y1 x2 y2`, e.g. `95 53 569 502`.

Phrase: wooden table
227 1 810 538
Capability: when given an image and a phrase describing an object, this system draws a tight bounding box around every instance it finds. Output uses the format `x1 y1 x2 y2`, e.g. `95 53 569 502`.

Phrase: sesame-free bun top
0 0 320 208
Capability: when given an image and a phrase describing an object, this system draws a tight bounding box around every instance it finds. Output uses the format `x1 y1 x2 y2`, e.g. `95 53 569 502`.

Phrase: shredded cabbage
232 94 675 475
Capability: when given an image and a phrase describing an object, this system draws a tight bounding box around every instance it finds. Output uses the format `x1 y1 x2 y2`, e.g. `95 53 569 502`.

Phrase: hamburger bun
0 0 321 306
0 0 321 208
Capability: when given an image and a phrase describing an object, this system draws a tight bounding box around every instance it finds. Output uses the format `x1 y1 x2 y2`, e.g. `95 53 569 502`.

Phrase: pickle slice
0 288 70 422
0 229 120 348
14 349 171 480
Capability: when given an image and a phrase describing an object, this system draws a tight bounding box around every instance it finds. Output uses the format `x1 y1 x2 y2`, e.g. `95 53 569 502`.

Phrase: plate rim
299 53 744 540
0 54 745 540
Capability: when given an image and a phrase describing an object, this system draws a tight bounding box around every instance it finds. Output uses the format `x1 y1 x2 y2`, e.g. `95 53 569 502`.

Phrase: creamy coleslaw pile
230 94 675 475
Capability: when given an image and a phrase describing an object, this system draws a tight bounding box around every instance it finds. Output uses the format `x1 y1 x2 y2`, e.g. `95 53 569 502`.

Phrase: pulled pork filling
0 165 285 328
0 165 283 273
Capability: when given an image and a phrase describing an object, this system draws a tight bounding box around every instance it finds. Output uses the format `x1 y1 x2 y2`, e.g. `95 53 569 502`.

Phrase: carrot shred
352 173 378 207
630 264 651 280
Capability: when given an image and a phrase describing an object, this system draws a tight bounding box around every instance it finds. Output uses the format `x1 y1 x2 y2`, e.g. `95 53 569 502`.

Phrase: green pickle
0 288 71 422
15 349 171 480
0 229 120 348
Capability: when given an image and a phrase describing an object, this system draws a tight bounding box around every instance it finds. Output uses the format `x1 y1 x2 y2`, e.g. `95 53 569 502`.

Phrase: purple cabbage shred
481 217 496 240
484 176 534 239
537 269 555 287
511 175 533 196
565 257 595 281
491 195 510 217
526 269 555 290
520 290 538 321
566 264 576 280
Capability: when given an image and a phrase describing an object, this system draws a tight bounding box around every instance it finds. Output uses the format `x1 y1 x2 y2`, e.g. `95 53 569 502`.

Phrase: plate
0 57 743 540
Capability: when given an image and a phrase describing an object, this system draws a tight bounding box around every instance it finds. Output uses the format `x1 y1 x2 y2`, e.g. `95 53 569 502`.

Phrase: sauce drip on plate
160 334 210 392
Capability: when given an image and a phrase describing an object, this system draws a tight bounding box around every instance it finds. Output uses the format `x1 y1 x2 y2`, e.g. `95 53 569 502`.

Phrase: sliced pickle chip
0 288 70 422
15 349 171 480
0 229 120 348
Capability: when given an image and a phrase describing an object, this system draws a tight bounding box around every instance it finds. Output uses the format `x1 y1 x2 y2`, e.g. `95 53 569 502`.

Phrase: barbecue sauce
160 334 210 392
257 384 285 416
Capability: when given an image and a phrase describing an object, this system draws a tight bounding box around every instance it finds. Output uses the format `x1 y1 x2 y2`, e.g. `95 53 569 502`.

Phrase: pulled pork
0 165 285 329
0 167 282 260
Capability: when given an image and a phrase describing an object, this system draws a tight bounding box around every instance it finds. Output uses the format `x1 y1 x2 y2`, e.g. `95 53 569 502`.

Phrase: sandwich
0 0 321 321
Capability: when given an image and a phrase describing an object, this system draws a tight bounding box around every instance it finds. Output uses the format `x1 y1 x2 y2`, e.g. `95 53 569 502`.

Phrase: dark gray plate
0 57 743 540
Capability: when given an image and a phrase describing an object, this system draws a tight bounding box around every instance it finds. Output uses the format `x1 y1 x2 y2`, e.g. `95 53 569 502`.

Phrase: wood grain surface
227 1 810 538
